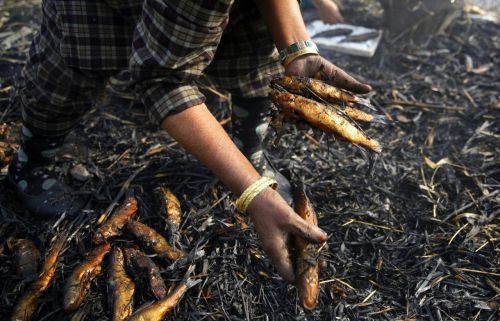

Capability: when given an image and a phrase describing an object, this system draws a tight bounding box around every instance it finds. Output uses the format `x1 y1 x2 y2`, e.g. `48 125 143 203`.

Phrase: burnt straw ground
0 1 499 321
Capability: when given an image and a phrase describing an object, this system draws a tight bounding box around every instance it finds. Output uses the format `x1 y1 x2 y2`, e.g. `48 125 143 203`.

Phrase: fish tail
182 265 195 282
185 278 202 289
291 182 306 195
371 114 388 124
370 141 383 153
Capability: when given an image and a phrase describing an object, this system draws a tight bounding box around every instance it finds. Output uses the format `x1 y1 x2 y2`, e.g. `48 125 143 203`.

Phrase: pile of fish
270 76 383 153
0 123 16 169
9 187 199 321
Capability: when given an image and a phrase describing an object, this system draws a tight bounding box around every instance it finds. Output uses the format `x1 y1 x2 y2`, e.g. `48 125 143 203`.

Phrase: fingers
288 215 327 243
323 62 372 94
332 3 345 23
286 55 330 78
320 14 343 24
336 12 345 23
285 55 372 94
261 236 295 283
323 11 344 24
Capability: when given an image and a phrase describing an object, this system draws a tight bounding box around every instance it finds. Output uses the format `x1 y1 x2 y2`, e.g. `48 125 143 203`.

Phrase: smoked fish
127 221 185 261
94 196 138 244
64 243 111 312
271 75 372 108
270 90 382 152
159 186 181 240
10 233 67 321
293 188 320 310
123 247 166 299
109 247 135 321
8 239 40 279
124 267 199 321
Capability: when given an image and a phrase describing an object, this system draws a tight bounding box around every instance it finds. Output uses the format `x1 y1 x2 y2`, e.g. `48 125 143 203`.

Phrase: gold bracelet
235 177 277 214
282 47 320 67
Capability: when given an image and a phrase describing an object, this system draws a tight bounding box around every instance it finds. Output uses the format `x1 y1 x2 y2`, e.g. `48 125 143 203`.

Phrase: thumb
289 215 327 243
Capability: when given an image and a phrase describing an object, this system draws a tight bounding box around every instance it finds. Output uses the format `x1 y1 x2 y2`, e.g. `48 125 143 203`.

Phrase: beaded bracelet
235 177 277 214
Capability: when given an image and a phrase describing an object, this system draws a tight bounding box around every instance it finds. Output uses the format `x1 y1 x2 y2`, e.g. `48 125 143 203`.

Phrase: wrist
279 40 319 67
235 177 277 214
246 187 276 217
276 35 311 51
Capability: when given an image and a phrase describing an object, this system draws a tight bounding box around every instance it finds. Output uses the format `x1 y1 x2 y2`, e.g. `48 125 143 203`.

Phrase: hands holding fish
285 54 372 94
248 54 376 285
247 186 327 283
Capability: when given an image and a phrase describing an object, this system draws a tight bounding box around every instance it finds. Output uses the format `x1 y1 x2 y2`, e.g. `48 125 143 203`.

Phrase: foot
108 70 135 100
245 148 293 205
7 151 84 217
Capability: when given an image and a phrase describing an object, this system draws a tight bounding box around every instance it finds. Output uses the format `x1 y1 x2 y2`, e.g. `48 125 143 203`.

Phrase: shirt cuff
142 84 206 124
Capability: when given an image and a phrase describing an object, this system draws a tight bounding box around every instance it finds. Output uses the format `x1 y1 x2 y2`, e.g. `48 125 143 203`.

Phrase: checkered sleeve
130 0 232 123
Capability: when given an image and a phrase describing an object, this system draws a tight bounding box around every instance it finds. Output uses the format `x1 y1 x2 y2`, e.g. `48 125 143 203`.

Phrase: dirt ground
0 1 499 321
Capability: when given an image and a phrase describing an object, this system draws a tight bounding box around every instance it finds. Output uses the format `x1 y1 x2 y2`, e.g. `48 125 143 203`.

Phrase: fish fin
166 248 205 272
354 144 369 163
270 83 287 92
182 265 202 288
355 97 376 110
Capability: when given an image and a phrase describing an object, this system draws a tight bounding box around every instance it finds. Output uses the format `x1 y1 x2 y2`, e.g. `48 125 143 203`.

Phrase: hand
315 0 344 24
285 54 372 94
247 187 327 283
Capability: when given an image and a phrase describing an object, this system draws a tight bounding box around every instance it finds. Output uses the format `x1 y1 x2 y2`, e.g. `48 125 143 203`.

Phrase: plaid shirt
17 0 283 135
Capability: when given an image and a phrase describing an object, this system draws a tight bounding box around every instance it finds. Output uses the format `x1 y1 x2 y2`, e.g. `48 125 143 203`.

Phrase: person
8 0 370 283
305 0 345 24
